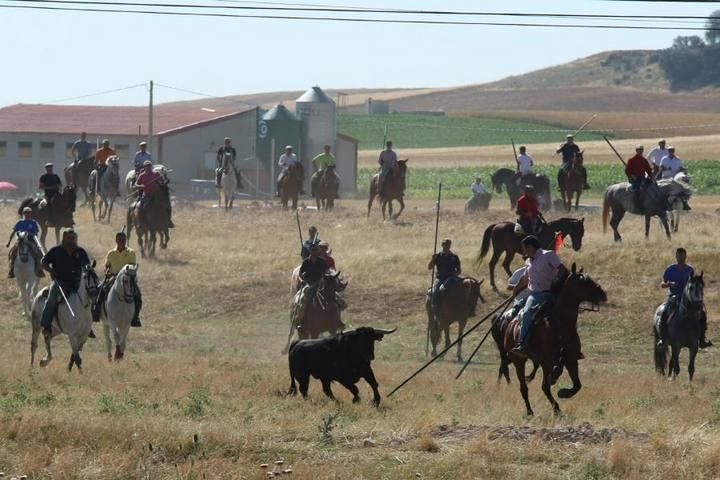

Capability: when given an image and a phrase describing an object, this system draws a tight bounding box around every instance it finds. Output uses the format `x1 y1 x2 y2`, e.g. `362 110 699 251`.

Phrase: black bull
288 327 396 406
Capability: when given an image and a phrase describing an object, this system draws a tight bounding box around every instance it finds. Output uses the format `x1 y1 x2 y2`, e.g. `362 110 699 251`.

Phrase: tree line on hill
660 10 720 91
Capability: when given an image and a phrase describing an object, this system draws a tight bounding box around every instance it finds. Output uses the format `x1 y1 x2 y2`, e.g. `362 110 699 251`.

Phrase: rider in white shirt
659 146 684 179
647 139 669 177
517 146 534 176
471 177 488 195
277 145 305 195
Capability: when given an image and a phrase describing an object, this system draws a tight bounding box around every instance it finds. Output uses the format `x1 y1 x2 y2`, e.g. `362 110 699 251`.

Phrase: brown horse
425 277 484 362
127 187 171 258
64 157 95 205
477 217 585 291
280 163 303 211
496 264 607 416
19 186 77 247
298 272 346 340
314 166 338 211
367 160 407 220
560 151 585 212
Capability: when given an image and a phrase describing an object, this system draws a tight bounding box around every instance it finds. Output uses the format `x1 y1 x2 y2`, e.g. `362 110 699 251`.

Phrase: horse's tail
477 224 495 263
602 189 610 234
367 175 377 217
491 314 511 384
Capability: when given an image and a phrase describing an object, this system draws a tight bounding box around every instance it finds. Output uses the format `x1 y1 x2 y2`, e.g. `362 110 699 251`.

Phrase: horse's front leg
395 198 405 219
575 192 580 210
659 213 671 240
644 216 651 239
39 334 53 367
103 322 113 362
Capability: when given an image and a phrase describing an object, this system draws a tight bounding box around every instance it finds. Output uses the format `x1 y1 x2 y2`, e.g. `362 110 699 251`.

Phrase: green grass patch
338 113 608 149
358 160 720 199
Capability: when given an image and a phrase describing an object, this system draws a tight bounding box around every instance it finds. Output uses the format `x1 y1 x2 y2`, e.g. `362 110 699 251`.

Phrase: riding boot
700 311 712 348
131 291 143 327
92 300 102 323
276 180 282 198
682 200 691 211
215 169 222 189
657 313 669 348
7 254 15 279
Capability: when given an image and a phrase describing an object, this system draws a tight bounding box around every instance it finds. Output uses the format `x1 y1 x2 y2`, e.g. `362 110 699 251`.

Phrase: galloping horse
654 272 705 381
495 264 607 416
478 217 585 291
29 263 99 370
12 232 41 317
64 156 95 205
20 186 77 247
425 277 484 362
367 159 407 220
128 186 171 258
101 264 139 362
560 151 585 212
315 166 338 211
218 152 237 210
89 156 121 223
491 168 551 211
602 173 694 242
280 163 303 211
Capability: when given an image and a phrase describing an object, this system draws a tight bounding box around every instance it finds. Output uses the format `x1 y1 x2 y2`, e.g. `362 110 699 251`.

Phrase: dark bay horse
298 272 346 340
491 168 551 211
64 156 95 205
20 186 77 247
127 187 171 258
280 163 303 211
368 160 407 220
478 217 585 291
425 277 484 362
602 173 693 242
314 167 337 211
560 151 585 212
496 264 607 416
654 272 705 381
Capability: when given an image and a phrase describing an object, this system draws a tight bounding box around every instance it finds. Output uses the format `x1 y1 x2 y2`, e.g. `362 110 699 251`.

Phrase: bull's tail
491 314 511 384
602 189 610 234
477 224 495 264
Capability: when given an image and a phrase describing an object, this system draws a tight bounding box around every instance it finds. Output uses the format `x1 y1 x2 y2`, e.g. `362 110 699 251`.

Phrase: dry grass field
1 197 720 479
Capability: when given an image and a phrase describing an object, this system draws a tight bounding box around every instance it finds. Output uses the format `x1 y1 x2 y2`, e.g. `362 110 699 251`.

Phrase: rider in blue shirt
658 248 711 348
7 207 44 278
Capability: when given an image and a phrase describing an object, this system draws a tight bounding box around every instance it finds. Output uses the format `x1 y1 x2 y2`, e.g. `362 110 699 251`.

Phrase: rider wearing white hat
647 138 669 177
277 144 304 196
133 141 152 172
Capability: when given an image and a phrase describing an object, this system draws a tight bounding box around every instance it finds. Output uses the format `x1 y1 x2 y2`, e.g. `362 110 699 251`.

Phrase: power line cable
155 82 250 106
38 82 147 104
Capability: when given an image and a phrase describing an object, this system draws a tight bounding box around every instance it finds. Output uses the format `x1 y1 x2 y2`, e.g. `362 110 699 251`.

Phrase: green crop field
358 160 720 200
338 113 608 149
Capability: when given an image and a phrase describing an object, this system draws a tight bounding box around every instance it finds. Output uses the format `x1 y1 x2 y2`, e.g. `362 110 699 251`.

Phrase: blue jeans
40 282 61 330
431 276 457 313
518 291 551 347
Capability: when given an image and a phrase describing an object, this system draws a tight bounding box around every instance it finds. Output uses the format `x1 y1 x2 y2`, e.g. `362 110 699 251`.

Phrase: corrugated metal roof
0 103 254 136
296 86 333 104
261 104 298 121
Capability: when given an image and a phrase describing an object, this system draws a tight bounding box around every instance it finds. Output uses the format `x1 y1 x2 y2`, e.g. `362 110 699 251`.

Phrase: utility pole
148 80 154 151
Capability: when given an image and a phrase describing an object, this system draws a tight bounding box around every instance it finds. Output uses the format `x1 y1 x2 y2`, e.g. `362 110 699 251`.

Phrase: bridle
115 268 138 304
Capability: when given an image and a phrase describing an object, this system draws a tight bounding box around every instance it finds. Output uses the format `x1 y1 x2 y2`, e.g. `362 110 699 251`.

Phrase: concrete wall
0 132 150 195
158 110 257 186
335 135 357 194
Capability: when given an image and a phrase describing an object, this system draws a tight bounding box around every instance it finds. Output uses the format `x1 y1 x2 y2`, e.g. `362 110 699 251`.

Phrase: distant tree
672 35 705 49
706 10 720 45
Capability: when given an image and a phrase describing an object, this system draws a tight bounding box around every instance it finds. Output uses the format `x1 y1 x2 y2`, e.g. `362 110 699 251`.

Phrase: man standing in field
511 236 567 356
647 139 669 177
625 145 652 212
427 239 462 323
378 141 398 196
555 135 588 191
658 248 711 349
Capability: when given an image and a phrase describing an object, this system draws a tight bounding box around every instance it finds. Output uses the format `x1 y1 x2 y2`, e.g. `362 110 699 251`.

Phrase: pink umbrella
0 181 18 190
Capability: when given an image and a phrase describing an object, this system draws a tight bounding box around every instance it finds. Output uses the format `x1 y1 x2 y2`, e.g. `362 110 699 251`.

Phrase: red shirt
322 254 336 270
517 194 539 219
625 154 652 179
136 170 163 194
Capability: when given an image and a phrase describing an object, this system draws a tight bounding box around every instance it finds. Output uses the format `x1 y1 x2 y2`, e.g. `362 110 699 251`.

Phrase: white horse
89 156 121 223
13 232 40 317
218 153 237 210
101 264 138 362
29 263 99 370
126 165 172 195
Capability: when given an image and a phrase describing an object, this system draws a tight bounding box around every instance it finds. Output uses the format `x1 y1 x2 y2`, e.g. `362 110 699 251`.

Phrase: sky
0 0 717 107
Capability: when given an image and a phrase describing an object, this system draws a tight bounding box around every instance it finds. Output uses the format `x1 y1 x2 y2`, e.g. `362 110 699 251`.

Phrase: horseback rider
658 146 691 211
135 160 175 228
556 135 589 191
93 231 142 327
277 145 304 196
427 239 462 322
300 226 320 260
7 207 44 279
95 139 116 187
215 137 242 189
133 141 152 173
318 241 336 270
294 242 330 327
471 177 489 196
70 132 93 183
516 185 543 236
625 144 653 212
39 163 63 224
504 263 529 319
378 140 398 196
40 229 91 337
647 138 669 178
511 236 568 356
657 248 712 349
515 145 534 186
311 145 340 199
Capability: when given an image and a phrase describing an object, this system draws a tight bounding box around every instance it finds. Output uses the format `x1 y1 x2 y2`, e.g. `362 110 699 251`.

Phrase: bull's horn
374 328 397 335
334 270 342 278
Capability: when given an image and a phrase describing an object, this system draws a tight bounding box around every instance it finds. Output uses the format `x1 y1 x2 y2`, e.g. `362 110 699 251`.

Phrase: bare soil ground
0 199 719 478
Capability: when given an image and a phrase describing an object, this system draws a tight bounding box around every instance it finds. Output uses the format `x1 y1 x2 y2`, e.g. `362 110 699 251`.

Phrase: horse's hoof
456 357 464 364
557 388 576 399
39 359 49 368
